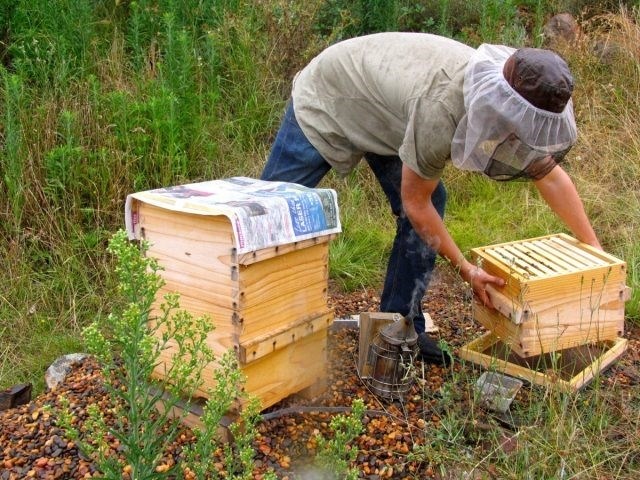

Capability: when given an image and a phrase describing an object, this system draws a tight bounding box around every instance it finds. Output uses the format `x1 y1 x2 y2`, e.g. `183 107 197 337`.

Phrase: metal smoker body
364 313 419 400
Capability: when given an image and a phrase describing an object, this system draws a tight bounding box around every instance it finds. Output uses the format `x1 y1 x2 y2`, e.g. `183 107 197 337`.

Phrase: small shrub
54 230 264 479
314 398 366 480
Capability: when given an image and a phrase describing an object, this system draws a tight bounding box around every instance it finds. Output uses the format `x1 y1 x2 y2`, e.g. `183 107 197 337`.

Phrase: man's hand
460 263 505 309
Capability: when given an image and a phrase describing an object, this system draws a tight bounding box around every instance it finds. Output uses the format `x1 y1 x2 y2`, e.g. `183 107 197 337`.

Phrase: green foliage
327 175 393 291
408 367 474 473
0 313 85 394
0 9 638 480
6 0 103 87
493 384 640 478
182 355 277 480
314 398 366 480
445 173 563 255
360 0 400 32
0 68 26 228
43 110 84 202
55 230 262 479
434 0 453 37
477 0 527 45
410 356 640 478
313 0 547 48
314 0 505 39
529 0 547 47
58 230 209 478
314 0 381 39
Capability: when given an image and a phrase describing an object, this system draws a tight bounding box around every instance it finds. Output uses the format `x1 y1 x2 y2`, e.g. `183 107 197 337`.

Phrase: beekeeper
261 32 601 364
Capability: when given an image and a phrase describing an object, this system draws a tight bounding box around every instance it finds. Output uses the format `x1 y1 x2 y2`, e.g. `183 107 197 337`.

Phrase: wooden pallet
458 332 628 392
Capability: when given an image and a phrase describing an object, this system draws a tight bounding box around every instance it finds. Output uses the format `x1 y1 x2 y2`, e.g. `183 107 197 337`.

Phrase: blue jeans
261 101 447 334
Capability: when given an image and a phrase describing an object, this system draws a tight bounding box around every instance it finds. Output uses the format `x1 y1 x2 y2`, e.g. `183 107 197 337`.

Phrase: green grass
0 0 637 383
326 170 395 291
411 360 640 479
7 330 84 394
445 172 565 254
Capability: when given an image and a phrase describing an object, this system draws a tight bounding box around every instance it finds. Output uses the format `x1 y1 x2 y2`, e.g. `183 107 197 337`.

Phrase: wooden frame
458 332 628 392
471 233 627 303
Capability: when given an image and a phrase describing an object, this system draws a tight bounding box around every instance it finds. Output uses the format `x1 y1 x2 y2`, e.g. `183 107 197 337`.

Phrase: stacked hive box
125 178 340 410
469 233 629 358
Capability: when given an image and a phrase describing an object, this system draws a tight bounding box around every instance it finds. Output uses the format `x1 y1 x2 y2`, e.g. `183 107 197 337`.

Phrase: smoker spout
379 313 418 346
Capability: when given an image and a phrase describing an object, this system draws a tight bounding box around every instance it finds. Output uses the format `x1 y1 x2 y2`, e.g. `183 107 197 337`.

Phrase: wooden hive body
471 233 629 357
126 179 340 410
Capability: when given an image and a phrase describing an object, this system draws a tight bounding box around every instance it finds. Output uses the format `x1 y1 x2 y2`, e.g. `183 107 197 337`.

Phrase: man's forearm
399 167 475 279
400 165 505 308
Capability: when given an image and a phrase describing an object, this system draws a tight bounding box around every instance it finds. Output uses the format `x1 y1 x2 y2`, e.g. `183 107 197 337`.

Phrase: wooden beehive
125 179 340 410
471 233 630 358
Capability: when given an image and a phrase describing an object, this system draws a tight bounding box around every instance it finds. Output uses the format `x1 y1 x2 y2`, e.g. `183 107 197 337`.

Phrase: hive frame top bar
473 233 625 281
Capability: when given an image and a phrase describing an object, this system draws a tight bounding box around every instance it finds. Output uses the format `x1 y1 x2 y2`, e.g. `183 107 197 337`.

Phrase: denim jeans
261 101 447 334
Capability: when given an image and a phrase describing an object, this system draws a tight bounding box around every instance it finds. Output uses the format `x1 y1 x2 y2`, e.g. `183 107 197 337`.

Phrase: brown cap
503 48 574 113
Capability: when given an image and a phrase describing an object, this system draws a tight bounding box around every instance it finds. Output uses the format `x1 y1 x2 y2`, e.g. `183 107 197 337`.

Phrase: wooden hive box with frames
468 233 630 358
125 178 341 410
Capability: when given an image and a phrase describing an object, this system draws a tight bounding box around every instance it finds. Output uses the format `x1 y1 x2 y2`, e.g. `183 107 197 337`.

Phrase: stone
44 353 89 390
543 13 580 47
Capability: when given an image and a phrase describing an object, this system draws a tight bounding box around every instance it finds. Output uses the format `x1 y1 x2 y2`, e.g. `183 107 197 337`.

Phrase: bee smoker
362 313 419 400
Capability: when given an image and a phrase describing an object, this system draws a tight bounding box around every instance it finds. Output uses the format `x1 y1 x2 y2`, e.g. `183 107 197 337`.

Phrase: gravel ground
2 266 639 479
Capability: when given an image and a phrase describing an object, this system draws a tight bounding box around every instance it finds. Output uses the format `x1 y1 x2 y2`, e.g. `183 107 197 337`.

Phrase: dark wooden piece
0 383 32 410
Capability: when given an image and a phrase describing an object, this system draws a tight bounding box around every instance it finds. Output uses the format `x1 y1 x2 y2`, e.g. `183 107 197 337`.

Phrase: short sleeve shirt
292 33 474 179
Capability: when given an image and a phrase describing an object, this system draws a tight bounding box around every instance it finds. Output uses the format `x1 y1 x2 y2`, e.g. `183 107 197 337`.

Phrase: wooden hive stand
459 234 631 391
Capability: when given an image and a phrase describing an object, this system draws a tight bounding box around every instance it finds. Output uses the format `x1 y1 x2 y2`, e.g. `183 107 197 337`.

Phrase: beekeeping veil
451 44 577 181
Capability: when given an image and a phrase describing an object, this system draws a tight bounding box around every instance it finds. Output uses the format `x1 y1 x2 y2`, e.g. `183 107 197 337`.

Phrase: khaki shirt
292 33 474 179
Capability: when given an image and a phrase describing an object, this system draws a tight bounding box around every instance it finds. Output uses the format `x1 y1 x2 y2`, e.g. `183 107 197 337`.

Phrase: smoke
407 228 438 321
292 466 332 479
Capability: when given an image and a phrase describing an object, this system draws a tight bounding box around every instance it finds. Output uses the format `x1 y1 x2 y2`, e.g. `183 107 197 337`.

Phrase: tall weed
477 0 527 45
6 0 101 87
0 69 26 228
43 110 84 203
55 230 265 479
314 398 366 480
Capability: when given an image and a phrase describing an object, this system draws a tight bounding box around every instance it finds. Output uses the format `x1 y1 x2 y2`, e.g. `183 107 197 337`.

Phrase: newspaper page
125 177 341 254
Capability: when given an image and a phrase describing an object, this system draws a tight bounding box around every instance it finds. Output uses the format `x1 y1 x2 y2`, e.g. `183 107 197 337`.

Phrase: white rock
45 353 89 390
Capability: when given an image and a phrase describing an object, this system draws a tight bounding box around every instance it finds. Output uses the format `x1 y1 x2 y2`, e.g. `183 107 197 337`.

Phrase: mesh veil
450 44 577 181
